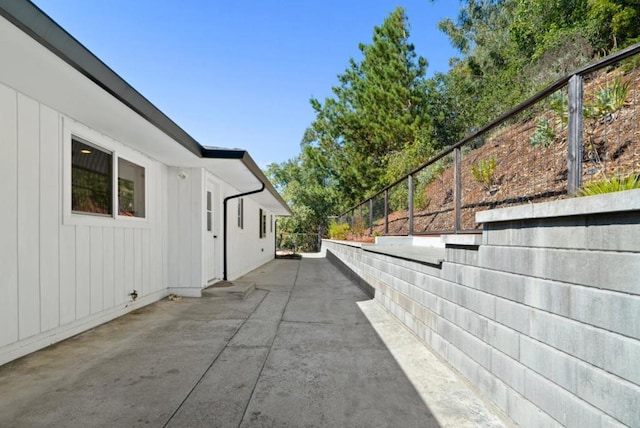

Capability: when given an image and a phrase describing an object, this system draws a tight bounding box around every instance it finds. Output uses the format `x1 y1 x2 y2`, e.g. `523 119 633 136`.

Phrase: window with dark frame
206 191 212 232
71 138 113 215
263 211 267 237
259 208 267 238
118 158 145 217
237 198 244 229
71 137 146 218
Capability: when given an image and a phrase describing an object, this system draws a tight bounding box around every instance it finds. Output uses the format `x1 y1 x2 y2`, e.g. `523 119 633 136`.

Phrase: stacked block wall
324 209 640 427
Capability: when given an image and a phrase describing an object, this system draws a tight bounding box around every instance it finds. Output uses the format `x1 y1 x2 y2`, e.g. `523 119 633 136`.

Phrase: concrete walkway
0 256 511 427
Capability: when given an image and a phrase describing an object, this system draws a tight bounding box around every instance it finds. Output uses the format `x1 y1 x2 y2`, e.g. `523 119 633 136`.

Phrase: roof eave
0 0 291 216
200 147 291 216
0 0 203 157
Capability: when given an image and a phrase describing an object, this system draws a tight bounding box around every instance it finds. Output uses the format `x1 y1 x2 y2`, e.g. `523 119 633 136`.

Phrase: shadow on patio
0 256 508 427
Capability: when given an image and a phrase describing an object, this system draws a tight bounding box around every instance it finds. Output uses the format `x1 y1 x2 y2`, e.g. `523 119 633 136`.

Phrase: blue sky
32 0 461 168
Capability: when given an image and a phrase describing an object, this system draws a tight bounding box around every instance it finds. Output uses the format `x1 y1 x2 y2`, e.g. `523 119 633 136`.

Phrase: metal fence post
568 74 584 196
384 189 389 235
454 147 462 233
369 198 373 236
408 174 414 236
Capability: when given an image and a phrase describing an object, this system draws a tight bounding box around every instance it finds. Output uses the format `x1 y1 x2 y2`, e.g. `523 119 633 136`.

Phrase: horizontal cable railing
336 43 640 237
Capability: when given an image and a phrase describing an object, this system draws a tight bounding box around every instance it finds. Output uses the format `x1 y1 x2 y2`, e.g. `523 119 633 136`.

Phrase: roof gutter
200 147 291 215
222 181 265 281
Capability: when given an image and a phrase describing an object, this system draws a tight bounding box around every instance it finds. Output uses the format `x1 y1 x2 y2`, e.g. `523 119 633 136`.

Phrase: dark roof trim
0 0 203 158
0 0 291 215
200 147 246 159
199 146 291 213
238 152 291 214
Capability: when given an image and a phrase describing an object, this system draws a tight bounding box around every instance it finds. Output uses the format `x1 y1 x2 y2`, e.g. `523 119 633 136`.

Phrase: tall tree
588 0 640 51
308 7 432 205
272 0 640 235
436 0 525 127
265 139 340 237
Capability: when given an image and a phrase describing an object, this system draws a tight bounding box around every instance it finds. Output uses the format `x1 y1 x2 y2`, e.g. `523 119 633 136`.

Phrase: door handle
213 235 218 238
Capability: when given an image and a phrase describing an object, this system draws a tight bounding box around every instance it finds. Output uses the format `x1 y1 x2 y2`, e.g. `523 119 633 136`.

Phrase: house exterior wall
0 84 170 366
167 167 205 296
323 190 640 428
0 81 280 366
166 167 278 289
0 8 283 366
226 195 276 280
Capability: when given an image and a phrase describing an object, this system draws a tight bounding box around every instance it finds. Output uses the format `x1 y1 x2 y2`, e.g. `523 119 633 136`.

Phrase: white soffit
0 7 291 216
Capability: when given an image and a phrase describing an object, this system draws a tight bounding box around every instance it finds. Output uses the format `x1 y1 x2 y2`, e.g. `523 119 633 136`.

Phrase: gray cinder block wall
323 190 640 428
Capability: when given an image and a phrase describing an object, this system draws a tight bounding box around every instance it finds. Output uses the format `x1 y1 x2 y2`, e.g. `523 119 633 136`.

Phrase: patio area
0 255 509 427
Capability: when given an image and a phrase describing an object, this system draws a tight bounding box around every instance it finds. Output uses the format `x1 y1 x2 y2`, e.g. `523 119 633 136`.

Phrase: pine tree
308 7 431 205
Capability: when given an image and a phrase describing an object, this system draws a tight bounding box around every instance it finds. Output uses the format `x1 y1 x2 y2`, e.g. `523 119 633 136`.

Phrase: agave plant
579 174 640 196
585 77 630 120
529 117 556 148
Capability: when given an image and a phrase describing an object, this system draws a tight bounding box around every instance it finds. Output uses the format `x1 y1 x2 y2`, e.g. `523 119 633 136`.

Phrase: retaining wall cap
323 239 364 248
362 245 445 267
476 189 640 223
440 234 482 246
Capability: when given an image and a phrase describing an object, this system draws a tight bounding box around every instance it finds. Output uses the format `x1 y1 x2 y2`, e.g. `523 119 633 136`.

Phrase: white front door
205 180 221 283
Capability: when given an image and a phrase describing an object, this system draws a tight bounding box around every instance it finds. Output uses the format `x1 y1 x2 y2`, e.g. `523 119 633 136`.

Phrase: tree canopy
267 1 640 237
307 7 435 205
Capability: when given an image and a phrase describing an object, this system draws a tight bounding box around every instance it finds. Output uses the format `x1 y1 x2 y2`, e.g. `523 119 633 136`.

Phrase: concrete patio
0 255 510 427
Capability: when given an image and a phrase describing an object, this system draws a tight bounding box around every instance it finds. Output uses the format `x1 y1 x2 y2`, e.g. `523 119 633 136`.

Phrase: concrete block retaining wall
324 190 640 428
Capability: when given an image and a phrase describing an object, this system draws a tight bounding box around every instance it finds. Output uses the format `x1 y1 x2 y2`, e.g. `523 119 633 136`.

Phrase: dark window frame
71 138 113 216
71 136 146 219
259 208 267 238
117 157 145 218
238 198 244 229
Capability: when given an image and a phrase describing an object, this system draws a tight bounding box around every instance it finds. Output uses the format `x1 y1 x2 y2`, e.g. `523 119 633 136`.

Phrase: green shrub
620 55 639 74
328 221 350 240
529 118 556 148
352 216 367 237
389 182 409 211
413 189 430 211
579 174 640 196
585 77 630 120
470 157 497 190
548 91 568 125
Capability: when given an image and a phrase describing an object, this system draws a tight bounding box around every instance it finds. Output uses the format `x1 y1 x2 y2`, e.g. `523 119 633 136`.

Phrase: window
206 191 212 232
72 139 112 215
259 209 267 238
118 158 145 217
263 212 267 237
270 215 273 233
238 198 244 229
70 136 146 219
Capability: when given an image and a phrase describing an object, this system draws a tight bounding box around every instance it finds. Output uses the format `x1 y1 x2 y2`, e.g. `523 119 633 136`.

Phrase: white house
0 1 291 366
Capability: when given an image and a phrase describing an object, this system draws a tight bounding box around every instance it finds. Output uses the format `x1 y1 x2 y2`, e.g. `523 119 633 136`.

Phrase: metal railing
337 43 640 236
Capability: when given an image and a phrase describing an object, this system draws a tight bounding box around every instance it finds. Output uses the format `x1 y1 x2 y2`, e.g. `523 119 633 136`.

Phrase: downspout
223 181 265 280
274 218 278 258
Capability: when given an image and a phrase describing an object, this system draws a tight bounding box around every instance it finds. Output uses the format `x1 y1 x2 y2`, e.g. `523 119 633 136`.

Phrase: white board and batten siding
0 84 170 365
166 169 279 288
226 195 276 280
167 166 206 297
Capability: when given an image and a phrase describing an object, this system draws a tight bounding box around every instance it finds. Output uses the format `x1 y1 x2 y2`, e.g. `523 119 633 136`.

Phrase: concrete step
202 281 256 299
